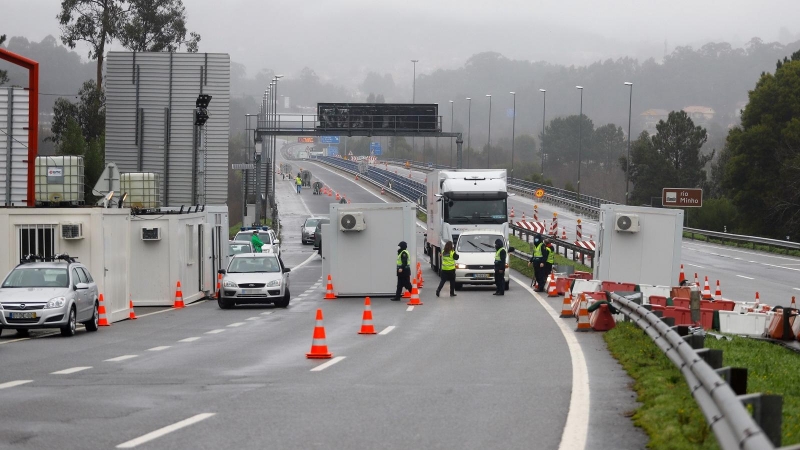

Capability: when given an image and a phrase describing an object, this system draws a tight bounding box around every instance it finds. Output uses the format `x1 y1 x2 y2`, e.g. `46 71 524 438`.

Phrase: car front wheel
83 302 99 332
273 289 290 308
61 307 77 337
218 297 233 309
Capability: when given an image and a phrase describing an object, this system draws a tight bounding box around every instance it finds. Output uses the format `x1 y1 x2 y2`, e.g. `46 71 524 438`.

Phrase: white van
453 230 514 290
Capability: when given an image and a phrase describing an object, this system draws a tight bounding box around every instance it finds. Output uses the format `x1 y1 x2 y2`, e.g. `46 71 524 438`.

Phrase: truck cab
453 230 513 290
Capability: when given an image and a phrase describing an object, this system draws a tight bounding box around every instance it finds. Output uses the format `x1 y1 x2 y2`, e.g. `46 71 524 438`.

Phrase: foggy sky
4 0 799 87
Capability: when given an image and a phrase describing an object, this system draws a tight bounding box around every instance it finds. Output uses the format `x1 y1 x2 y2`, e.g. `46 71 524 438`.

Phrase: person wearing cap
251 230 264 253
392 241 412 301
493 238 507 296
528 233 551 292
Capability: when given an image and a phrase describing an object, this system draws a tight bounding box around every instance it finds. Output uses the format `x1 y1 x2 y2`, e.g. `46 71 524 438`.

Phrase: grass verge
507 234 592 273
606 322 800 448
417 211 427 222
683 232 800 257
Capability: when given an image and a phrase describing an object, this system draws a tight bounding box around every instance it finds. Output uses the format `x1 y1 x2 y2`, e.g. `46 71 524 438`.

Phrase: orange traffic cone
128 296 137 320
335 192 341 201
380 188 385 195
358 297 377 334
590 304 616 331
754 292 760 307
98 294 110 326
701 276 712 300
561 227 567 240
694 272 699 286
547 273 558 297
576 294 591 332
521 212 526 220
407 279 423 306
215 272 222 299
560 289 574 318
324 274 337 299
714 280 722 300
510 207 515 218
306 309 333 359
327 189 332 197
679 264 686 285
173 281 185 308
408 172 412 178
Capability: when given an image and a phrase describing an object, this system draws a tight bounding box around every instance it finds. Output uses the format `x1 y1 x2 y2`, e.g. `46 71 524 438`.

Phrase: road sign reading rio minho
662 188 703 207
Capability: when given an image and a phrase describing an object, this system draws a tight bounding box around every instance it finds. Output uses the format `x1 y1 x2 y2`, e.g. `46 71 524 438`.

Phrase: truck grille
466 265 493 270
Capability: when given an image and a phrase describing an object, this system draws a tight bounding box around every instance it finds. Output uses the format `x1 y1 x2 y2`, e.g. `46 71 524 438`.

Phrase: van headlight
456 264 467 269
47 297 67 308
267 279 281 287
223 280 237 288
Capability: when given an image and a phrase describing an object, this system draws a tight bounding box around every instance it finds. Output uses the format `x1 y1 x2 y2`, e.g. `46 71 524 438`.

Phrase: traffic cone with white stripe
306 309 333 359
215 272 222 299
521 212 526 220
407 279 423 306
679 264 686 285
533 205 538 221
714 280 722 300
98 294 110 326
358 297 377 334
510 207 515 218
576 294 591 332
694 273 699 286
128 295 137 320
173 281 185 308
547 273 558 297
560 289 574 318
561 227 567 240
324 274 337 299
416 262 424 288
702 276 713 300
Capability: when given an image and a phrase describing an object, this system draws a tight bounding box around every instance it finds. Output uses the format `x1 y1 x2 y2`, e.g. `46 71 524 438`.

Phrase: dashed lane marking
378 326 396 335
299 293 309 297
260 311 273 316
148 346 171 351
227 322 246 328
245 317 260 321
684 263 705 269
105 355 138 362
737 275 755 280
0 337 31 345
406 306 414 312
0 380 33 389
51 366 92 375
178 337 201 343
310 356 346 372
205 329 225 334
116 413 216 448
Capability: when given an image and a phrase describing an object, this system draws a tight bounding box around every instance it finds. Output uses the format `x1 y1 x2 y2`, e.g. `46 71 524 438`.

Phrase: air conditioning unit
615 213 640 233
141 227 162 241
60 223 84 239
339 211 366 231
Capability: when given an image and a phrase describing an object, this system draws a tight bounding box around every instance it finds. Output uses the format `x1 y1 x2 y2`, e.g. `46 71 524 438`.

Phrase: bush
687 197 738 232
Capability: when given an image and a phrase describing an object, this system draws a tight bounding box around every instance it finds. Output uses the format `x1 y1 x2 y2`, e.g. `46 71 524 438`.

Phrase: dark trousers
436 270 456 296
495 269 505 295
534 264 547 292
395 272 412 298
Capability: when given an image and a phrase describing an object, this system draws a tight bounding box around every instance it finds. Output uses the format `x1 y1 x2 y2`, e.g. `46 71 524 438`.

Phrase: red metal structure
0 48 39 206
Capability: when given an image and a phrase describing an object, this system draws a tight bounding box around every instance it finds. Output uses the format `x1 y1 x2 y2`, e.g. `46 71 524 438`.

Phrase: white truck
425 170 514 290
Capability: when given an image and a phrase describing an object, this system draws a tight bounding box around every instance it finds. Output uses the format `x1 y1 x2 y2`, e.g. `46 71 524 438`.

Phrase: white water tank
35 156 85 204
120 173 161 208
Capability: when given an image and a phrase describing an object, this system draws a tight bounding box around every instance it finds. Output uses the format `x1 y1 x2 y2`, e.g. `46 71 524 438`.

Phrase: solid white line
736 275 755 280
0 380 33 389
105 355 138 362
227 322 245 327
684 263 705 269
116 413 216 448
148 346 171 351
135 300 208 318
406 306 414 312
310 356 346 372
0 337 31 345
510 275 589 450
291 251 319 271
245 317 260 321
378 326 396 335
51 366 92 375
178 337 201 343
260 311 273 316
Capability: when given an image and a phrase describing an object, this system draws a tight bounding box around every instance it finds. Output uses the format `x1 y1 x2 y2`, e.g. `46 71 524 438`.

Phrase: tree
119 0 200 52
58 117 87 157
593 124 626 169
540 115 595 167
50 79 105 145
0 34 8 85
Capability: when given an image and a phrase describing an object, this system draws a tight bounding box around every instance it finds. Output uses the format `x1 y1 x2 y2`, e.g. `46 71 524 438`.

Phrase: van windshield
457 235 502 253
444 199 507 224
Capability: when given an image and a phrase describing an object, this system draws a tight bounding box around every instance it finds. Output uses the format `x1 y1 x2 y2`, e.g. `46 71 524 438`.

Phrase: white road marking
312 284 321 288
135 300 208 318
310 356 346 372
245 317 260 321
105 355 138 362
148 346 171 351
205 329 225 334
0 337 31 345
406 306 414 312
378 326 396 335
116 413 216 448
291 251 320 271
736 275 755 280
51 366 92 375
510 275 589 450
227 322 245 327
684 263 705 269
299 293 309 297
0 380 33 389
260 311 273 316
178 337 201 343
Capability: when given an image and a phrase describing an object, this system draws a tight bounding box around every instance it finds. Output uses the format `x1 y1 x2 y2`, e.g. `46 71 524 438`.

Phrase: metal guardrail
609 291 785 449
685 227 800 252
509 223 595 268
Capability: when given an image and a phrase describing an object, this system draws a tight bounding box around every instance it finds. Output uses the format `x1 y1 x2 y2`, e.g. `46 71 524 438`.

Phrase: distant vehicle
229 240 254 256
301 216 327 244
217 253 291 309
312 218 330 255
234 227 281 256
298 150 309 160
0 254 100 337
453 230 514 291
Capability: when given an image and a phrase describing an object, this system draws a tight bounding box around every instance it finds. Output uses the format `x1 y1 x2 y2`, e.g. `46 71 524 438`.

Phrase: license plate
241 289 251 295
10 312 36 319
473 274 492 279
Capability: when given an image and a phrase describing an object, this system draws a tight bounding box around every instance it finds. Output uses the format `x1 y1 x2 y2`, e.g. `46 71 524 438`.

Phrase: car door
80 267 98 318
71 268 87 320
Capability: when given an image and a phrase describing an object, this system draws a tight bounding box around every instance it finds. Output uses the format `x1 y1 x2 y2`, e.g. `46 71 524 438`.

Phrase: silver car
301 217 326 244
0 256 100 337
218 253 291 309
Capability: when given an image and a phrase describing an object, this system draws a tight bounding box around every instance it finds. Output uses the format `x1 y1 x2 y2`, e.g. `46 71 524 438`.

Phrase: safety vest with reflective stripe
441 250 455 271
396 249 410 268
534 242 544 258
296 177 302 186
495 247 504 262
547 245 555 264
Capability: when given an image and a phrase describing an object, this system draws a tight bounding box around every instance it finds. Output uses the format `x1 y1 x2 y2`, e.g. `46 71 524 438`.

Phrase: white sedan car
233 229 281 256
217 253 290 309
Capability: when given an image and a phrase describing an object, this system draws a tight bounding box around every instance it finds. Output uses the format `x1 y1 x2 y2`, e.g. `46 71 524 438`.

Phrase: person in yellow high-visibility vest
436 241 459 297
392 241 412 301
295 174 302 194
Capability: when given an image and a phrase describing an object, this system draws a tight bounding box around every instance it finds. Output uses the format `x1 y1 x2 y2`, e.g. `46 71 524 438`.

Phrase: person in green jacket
251 230 264 253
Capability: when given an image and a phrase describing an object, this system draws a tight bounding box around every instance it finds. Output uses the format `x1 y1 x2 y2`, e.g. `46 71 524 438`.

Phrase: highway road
0 147 651 449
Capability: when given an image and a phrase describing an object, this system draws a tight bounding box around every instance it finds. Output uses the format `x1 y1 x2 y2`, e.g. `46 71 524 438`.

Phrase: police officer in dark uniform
493 238 507 296
528 233 551 292
392 241 412 301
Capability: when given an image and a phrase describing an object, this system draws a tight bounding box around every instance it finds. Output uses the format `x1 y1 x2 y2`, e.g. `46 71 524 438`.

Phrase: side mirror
274 239 281 244
508 247 516 253
282 267 291 273
218 269 226 275
75 283 89 290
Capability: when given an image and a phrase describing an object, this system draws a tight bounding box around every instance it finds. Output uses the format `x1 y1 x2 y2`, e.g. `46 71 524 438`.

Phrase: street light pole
576 85 584 197
624 82 633 205
411 59 418 158
466 97 472 168
486 94 492 169
540 89 546 177
449 100 454 167
510 91 516 180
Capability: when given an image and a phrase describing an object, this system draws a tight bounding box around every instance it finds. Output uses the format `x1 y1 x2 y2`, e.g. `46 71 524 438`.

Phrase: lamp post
624 81 633 205
411 59 418 156
269 75 283 220
576 85 584 197
540 89 546 177
509 91 516 180
449 100 454 167
466 97 472 168
486 94 492 169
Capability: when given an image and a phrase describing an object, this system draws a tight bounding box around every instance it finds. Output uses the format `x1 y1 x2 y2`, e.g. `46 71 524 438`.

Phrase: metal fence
509 223 595 268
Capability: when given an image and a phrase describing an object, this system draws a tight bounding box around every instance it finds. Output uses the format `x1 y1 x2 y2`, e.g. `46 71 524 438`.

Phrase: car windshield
2 268 70 288
229 243 252 255
457 235 502 253
305 218 322 228
444 198 507 224
236 232 271 244
228 256 281 273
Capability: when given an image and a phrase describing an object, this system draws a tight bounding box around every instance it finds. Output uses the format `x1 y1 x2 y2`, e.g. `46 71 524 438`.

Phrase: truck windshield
444 199 507 224
457 235 502 253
